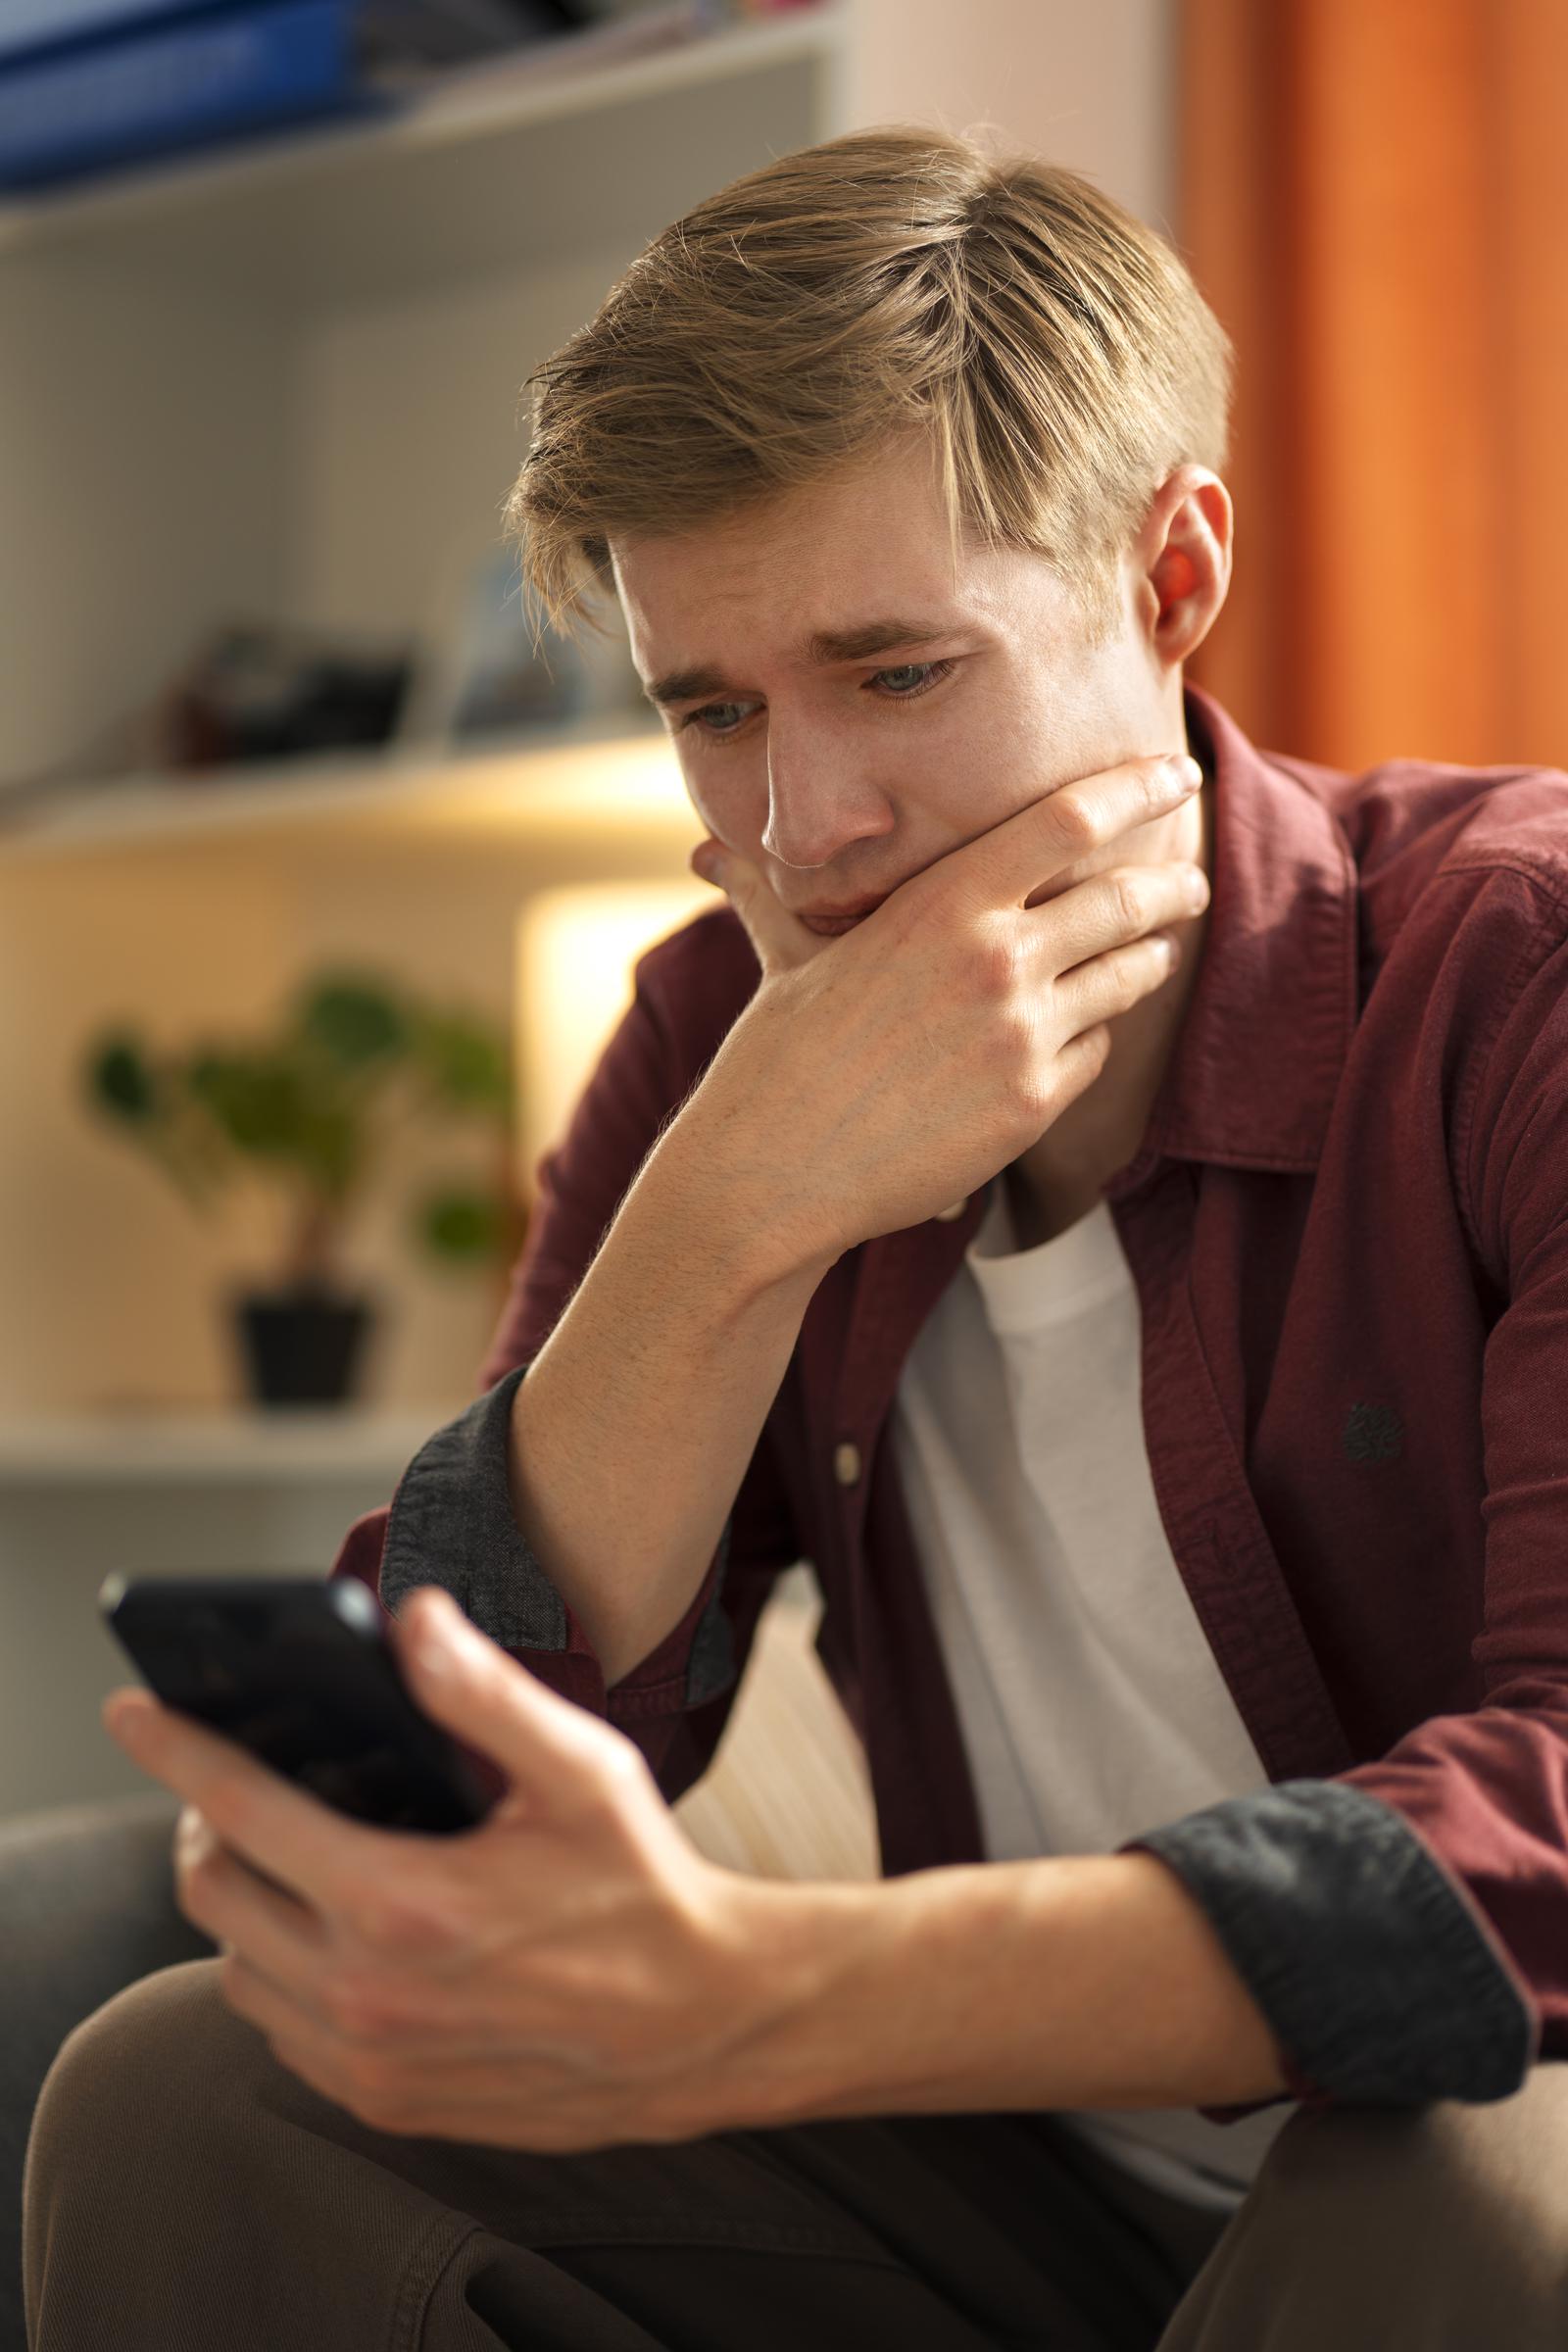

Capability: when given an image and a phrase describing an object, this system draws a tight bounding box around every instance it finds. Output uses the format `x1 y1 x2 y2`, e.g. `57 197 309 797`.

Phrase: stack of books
0 0 606 193
0 2 377 190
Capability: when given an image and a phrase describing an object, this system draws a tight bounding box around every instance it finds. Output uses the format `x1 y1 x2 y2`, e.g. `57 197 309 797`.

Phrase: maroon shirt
336 679 1567 2131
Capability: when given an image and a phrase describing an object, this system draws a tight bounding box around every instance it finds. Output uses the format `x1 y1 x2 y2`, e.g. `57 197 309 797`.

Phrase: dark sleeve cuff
378 1365 737 1711
1116 1778 1539 2118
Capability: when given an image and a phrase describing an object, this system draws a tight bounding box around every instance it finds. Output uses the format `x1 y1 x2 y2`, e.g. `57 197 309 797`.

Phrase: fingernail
414 1631 450 1677
418 1588 486 1668
104 1690 152 1741
401 1589 454 1671
1166 755 1203 793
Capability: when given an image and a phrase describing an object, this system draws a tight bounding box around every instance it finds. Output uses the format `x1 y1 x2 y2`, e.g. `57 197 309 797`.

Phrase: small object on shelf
446 551 593 738
159 620 416 769
0 619 416 821
356 0 589 89
397 539 644 751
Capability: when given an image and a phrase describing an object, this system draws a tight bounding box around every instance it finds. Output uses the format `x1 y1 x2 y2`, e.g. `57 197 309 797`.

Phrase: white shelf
0 1408 456 1485
0 6 845 308
0 713 695 858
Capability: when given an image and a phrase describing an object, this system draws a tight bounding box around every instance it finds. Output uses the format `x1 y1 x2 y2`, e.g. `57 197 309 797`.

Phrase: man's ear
1137 466 1234 672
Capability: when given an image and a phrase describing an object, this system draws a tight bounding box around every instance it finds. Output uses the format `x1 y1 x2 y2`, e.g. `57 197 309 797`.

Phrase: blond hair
506 124 1232 647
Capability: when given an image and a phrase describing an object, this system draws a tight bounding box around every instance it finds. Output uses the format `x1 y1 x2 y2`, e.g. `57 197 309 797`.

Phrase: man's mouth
795 895 889 936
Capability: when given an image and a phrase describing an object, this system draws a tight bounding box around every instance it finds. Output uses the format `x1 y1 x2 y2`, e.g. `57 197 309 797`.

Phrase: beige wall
843 0 1176 232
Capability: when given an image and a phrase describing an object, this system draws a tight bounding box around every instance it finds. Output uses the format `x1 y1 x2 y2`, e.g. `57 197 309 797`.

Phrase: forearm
724 1851 1289 2130
507 1132 828 1689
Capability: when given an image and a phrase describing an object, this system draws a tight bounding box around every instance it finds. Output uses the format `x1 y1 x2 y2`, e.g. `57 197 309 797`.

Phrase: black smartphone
99 1574 495 1834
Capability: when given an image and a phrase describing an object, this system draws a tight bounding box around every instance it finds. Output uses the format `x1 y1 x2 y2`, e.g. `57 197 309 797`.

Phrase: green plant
84 971 519 1292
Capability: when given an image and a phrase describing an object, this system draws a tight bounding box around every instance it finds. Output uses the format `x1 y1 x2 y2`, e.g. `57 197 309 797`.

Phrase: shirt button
833 1441 862 1488
934 1198 967 1223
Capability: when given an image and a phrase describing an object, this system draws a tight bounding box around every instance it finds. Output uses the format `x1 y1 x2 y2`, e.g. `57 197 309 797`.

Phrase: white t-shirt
890 1175 1298 2212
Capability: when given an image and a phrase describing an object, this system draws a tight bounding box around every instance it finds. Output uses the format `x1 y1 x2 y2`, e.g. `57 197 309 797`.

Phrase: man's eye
683 702 754 735
868 660 955 699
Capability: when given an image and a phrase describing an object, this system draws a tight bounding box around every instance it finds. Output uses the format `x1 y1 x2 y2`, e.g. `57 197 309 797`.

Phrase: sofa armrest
1 1792 217 2350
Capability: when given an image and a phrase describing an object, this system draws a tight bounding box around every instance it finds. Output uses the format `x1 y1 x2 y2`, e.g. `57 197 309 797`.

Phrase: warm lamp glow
515 880 716 1181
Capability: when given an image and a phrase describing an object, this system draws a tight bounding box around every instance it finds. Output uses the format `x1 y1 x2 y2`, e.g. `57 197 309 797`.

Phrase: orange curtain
1179 0 1568 772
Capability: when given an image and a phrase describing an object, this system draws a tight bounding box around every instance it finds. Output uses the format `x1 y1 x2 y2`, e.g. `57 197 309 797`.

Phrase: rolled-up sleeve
1123 901 1568 2123
1118 1779 1539 2120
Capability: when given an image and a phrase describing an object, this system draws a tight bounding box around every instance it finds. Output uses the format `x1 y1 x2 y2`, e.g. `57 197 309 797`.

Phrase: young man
26 127 1568 2350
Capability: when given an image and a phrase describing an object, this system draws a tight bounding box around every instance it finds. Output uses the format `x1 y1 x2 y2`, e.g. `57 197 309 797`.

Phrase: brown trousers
23 1959 1568 2349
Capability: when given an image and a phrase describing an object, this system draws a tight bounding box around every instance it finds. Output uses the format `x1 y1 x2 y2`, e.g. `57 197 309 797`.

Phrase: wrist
712 1852 1293 2130
702 1872 915 2132
633 1119 841 1306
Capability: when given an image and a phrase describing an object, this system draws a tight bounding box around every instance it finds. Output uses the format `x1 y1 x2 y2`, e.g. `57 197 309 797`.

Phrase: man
25 126 1568 2350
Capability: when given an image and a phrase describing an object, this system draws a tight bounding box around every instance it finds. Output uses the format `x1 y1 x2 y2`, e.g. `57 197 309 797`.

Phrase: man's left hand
104 1585 799 2152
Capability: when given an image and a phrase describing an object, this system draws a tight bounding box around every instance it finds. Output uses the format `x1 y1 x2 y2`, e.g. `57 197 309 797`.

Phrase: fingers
1039 858 1210 977
394 1588 651 1813
176 1807 328 1983
688 840 819 976
104 1687 421 1915
952 752 1205 914
1056 929 1189 1036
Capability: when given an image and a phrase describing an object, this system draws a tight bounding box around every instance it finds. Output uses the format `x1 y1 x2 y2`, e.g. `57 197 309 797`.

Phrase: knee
26 1957 250 2219
24 1958 314 2342
1268 2063 1568 2194
1257 2065 1568 2283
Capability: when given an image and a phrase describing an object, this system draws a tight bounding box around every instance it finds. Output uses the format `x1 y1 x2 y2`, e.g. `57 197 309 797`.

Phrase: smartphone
99 1574 495 1834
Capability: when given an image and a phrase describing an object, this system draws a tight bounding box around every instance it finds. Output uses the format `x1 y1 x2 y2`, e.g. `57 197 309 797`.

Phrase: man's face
611 436 1183 935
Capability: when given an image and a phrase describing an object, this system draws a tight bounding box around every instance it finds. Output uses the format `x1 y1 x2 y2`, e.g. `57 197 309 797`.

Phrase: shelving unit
0 6 855 1432
0 1407 451 1484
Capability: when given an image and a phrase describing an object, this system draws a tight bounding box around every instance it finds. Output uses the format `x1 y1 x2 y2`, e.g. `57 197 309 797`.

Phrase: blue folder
0 1 385 192
0 4 204 61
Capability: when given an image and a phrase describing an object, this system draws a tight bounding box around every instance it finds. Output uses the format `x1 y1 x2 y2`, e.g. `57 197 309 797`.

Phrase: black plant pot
234 1289 374 1408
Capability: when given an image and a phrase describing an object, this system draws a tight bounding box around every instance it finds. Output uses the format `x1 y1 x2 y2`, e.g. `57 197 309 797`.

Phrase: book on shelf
0 0 744 195
0 2 201 63
0 2 385 192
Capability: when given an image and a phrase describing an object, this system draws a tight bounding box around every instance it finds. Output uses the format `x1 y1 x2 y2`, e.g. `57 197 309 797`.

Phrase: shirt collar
1102 680 1359 1198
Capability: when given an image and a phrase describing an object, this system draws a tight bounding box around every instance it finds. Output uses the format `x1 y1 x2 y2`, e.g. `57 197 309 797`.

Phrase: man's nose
760 725 896 871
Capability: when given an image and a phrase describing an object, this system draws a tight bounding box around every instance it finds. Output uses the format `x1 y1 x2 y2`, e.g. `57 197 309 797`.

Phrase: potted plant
83 970 520 1407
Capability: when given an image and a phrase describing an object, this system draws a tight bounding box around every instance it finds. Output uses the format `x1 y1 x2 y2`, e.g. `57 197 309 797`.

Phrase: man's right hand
663 751 1210 1284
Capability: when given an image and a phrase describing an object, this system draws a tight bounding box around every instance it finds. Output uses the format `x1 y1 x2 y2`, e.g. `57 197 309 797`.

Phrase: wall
843 0 1177 234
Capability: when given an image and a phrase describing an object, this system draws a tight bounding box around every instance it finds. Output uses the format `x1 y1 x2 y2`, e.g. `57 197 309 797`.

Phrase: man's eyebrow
643 617 963 709
804 617 959 664
643 663 731 710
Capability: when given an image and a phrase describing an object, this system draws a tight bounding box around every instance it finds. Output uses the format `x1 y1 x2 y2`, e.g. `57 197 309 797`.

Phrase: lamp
514 879 714 1185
